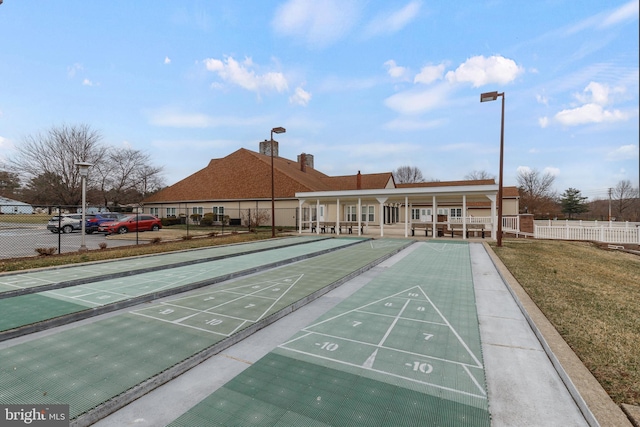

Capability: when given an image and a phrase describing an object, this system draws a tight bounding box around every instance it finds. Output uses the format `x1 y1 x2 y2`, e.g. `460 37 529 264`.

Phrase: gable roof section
143 148 392 203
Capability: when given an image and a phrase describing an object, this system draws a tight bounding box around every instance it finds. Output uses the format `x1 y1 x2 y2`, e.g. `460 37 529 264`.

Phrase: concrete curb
482 242 632 427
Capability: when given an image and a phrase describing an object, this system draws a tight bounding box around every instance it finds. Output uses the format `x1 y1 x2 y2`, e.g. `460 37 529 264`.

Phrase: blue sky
0 1 638 200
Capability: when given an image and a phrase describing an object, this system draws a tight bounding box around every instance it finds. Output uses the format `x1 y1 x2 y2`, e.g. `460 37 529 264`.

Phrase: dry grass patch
492 239 640 406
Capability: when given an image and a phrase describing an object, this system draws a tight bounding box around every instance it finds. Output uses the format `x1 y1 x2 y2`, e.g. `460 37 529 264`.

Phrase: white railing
535 224 640 244
449 216 492 225
535 219 640 229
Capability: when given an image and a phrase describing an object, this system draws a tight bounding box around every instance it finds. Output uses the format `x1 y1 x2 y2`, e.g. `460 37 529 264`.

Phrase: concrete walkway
91 241 628 426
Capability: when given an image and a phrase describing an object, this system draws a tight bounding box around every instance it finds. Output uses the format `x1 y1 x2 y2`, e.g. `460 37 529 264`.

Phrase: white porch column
316 199 320 234
377 197 388 237
336 198 340 235
488 194 497 241
432 196 438 237
404 196 409 237
462 195 467 240
298 199 304 234
357 198 362 236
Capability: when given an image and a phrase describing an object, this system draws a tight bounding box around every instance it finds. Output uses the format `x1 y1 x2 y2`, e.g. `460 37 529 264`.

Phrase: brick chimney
299 153 307 172
357 170 362 190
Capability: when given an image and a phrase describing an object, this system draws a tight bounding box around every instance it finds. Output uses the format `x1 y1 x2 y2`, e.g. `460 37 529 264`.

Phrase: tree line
393 165 640 222
0 124 164 210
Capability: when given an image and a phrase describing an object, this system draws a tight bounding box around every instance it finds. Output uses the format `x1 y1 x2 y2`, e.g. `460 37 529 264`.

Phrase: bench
311 222 362 234
448 225 485 238
411 223 431 236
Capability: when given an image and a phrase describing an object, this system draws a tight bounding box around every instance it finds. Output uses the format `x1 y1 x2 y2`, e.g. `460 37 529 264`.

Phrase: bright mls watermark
0 405 68 427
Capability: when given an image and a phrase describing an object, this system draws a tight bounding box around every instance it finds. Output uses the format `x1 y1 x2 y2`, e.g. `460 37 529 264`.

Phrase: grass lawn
491 239 640 406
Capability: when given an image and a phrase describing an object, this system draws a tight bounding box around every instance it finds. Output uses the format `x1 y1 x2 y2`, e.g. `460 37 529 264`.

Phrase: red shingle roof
143 148 393 203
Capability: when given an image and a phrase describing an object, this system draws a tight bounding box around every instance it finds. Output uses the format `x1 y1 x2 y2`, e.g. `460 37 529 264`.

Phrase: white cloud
67 63 83 78
445 55 524 88
538 117 549 128
82 79 93 86
383 118 446 131
364 1 422 37
384 83 451 115
555 103 629 126
384 60 410 80
164 56 171 65
575 81 625 106
600 0 639 28
272 0 362 48
606 144 637 161
289 86 312 106
414 63 445 84
203 56 288 93
146 108 268 128
536 94 548 105
543 166 560 176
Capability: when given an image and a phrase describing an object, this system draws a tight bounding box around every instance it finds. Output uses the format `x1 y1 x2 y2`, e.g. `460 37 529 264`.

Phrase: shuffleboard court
0 237 362 336
169 241 490 427
0 238 412 424
0 235 329 297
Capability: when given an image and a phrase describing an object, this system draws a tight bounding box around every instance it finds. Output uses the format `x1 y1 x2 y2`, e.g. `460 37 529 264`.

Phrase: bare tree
611 180 635 221
464 170 496 181
393 166 424 183
0 170 21 198
516 168 557 217
9 124 106 206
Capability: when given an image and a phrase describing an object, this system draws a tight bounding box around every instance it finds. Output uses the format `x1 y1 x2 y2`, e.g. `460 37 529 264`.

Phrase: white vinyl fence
534 220 640 244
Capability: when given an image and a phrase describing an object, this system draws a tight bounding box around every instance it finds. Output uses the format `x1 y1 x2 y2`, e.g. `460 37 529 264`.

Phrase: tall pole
497 94 505 247
480 91 505 247
269 127 286 238
271 129 275 238
76 162 92 252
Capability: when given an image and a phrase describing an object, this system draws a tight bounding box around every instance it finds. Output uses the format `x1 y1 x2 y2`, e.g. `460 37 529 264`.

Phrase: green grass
491 239 640 406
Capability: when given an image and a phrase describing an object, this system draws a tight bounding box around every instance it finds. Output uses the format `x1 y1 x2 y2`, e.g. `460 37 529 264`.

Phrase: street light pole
75 161 93 252
270 127 286 238
480 91 505 247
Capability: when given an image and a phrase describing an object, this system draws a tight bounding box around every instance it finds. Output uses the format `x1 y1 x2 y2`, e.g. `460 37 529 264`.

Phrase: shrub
98 242 107 250
208 231 219 237
181 234 193 240
150 237 162 244
35 247 57 256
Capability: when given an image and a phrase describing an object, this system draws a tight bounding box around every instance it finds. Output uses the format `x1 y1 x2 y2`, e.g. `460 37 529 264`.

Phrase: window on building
411 208 420 220
192 207 204 215
346 206 357 222
166 207 176 217
450 208 462 218
212 206 224 220
149 207 159 216
361 205 374 222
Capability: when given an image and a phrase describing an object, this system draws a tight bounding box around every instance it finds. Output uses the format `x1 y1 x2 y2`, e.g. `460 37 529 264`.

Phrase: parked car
85 213 126 234
47 214 88 233
98 214 162 235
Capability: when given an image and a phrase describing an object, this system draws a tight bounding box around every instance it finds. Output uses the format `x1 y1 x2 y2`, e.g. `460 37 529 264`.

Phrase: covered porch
296 184 500 241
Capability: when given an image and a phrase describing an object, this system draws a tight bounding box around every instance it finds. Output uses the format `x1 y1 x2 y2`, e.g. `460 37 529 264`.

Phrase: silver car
46 214 84 233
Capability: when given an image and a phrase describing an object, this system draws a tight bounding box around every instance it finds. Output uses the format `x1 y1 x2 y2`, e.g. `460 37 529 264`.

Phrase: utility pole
608 188 612 221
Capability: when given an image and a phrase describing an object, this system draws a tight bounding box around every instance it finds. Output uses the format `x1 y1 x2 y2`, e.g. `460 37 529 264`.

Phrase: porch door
318 205 326 222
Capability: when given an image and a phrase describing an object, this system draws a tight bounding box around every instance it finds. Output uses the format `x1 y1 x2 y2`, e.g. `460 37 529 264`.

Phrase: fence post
565 221 569 239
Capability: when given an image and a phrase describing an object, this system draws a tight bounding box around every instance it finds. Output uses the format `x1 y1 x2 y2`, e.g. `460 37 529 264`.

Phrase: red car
98 214 162 235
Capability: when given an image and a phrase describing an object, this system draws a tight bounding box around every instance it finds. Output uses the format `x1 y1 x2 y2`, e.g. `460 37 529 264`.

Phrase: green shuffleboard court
169 241 490 427
0 238 411 422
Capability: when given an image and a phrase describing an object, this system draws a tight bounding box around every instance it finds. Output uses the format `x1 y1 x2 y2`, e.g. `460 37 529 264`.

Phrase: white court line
139 302 260 324
130 311 230 337
282 330 482 369
279 346 487 400
463 364 487 396
356 308 448 327
377 298 410 346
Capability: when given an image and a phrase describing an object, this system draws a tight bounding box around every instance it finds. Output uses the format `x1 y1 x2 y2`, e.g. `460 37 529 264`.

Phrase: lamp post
75 161 93 252
480 91 505 247
270 127 286 238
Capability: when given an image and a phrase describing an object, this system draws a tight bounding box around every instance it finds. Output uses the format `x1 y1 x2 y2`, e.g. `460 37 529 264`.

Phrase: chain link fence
0 204 302 260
